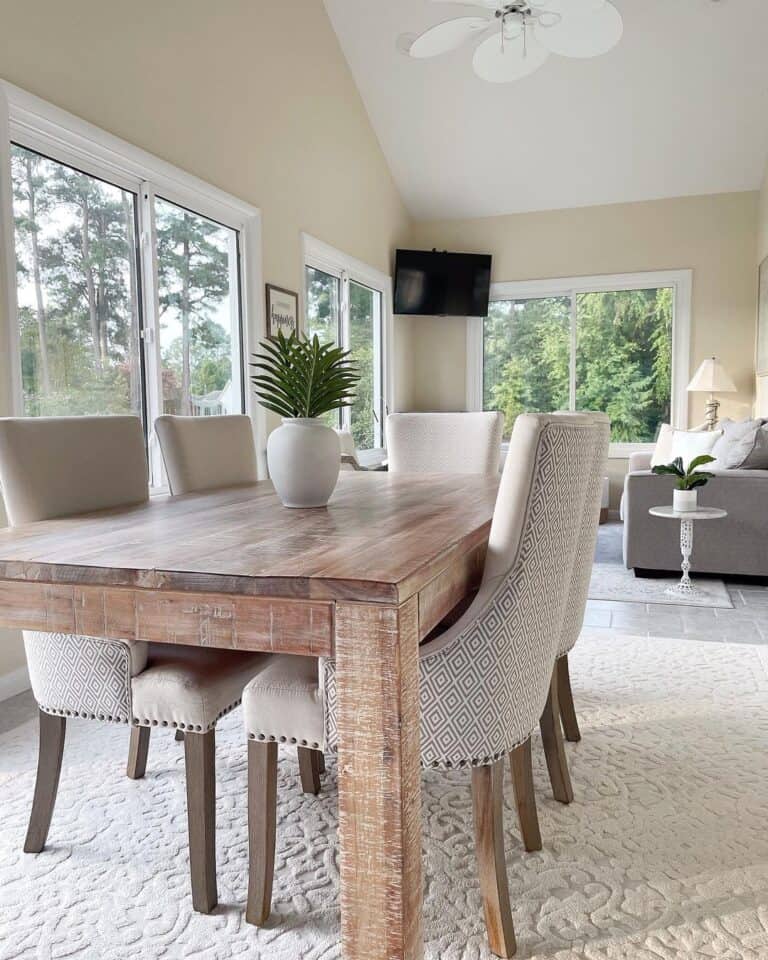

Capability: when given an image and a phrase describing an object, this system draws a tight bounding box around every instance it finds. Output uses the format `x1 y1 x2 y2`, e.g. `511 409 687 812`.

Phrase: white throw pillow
667 429 721 469
650 423 675 468
710 418 768 470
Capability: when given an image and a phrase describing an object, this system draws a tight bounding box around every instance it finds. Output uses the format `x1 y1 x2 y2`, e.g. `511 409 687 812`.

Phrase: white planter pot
673 488 698 513
267 418 341 508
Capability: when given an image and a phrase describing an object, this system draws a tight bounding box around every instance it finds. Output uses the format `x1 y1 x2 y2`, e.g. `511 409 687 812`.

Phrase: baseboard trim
0 664 31 702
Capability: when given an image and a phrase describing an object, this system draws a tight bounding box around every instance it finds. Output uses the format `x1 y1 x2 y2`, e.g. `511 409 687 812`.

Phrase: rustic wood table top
0 472 498 603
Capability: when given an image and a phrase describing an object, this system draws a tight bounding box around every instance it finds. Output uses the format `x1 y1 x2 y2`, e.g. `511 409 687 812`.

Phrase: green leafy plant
250 330 359 419
651 454 716 491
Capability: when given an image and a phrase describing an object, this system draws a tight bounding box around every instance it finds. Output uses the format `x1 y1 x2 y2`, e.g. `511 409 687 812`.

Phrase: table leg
335 597 423 960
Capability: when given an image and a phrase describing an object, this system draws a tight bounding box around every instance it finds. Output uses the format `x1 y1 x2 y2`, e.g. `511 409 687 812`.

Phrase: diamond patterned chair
154 412 327 794
241 413 598 956
540 412 610 805
0 415 268 915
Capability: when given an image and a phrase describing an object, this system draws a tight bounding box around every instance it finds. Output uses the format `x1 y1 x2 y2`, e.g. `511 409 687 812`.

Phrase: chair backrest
155 414 258 495
0 416 148 526
555 412 610 657
386 412 503 476
417 413 598 766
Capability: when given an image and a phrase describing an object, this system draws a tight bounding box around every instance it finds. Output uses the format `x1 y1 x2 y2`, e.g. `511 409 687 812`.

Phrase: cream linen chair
387 411 504 475
242 413 596 956
155 413 326 794
0 415 267 915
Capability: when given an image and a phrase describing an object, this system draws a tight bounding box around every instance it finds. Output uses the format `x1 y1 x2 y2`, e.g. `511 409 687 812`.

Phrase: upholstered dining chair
540 412 611 804
386 411 504 475
155 413 326 795
0 415 268 915
241 413 596 956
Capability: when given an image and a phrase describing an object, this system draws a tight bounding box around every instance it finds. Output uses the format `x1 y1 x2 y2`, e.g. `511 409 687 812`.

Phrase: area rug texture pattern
1 631 767 959
589 562 734 608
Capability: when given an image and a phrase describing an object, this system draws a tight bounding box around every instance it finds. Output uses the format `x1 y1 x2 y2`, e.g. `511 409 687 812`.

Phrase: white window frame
466 269 692 459
301 233 393 465
0 82 266 478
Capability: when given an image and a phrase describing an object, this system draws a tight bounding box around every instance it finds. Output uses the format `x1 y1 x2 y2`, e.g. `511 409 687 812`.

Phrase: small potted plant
651 454 716 512
251 330 359 508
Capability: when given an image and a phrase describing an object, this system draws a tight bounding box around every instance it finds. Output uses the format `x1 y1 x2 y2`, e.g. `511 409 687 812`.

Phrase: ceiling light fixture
400 0 623 83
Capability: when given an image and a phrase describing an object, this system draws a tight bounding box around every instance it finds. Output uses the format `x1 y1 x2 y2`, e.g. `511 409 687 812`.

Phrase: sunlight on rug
1 631 767 959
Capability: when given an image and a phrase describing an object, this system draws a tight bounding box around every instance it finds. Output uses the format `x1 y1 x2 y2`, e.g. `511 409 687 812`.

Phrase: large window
1 83 262 482
472 272 691 451
304 236 389 457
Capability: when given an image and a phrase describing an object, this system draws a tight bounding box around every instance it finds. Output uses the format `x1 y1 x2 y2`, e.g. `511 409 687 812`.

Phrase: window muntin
155 197 242 417
10 144 143 418
482 284 674 444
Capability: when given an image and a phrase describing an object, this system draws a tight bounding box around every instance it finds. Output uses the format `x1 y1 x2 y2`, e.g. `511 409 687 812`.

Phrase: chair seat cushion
242 655 323 749
131 644 269 732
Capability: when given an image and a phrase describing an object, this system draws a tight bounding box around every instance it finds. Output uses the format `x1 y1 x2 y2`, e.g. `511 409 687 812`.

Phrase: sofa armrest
628 451 653 472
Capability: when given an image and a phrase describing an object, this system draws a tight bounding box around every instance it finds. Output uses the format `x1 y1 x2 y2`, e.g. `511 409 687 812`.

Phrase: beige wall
407 191 759 428
759 161 768 264
0 0 411 690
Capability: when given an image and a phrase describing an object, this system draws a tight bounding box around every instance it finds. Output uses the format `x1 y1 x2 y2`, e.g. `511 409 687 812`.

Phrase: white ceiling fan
400 0 623 83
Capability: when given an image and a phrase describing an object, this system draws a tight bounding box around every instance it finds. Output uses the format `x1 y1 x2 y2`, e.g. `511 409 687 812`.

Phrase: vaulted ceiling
324 0 768 220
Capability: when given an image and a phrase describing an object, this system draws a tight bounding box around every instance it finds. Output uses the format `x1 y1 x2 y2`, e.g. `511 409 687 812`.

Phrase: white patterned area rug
589 561 734 608
1 631 768 959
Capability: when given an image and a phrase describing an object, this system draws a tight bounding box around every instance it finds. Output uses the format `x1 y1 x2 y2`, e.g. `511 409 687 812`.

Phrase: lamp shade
687 356 737 394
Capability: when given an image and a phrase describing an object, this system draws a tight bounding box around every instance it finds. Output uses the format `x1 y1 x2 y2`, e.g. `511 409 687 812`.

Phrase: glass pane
576 288 672 443
10 144 142 417
155 197 242 416
349 281 382 451
483 297 571 439
305 266 341 428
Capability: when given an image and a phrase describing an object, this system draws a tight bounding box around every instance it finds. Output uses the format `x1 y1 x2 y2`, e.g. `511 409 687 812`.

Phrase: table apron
0 579 334 656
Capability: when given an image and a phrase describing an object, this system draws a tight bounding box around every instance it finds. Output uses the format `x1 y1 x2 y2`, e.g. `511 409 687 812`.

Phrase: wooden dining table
0 471 499 960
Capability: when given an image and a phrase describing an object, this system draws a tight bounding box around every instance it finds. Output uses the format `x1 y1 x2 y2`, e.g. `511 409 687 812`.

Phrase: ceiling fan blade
472 29 549 83
430 0 499 8
533 0 606 15
534 1 622 58
408 17 492 59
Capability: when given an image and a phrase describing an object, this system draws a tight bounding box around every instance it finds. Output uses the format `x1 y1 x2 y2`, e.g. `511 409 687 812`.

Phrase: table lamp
687 356 737 431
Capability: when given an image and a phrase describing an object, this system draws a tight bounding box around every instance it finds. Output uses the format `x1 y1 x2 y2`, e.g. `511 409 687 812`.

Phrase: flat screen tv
393 249 492 318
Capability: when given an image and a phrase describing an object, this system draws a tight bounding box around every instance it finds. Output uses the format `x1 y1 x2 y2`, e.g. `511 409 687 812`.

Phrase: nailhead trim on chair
38 705 131 724
248 733 323 750
131 697 242 733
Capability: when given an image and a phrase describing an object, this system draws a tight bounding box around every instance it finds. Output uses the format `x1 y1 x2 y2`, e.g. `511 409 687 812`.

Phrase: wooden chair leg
317 751 326 775
126 726 151 780
297 746 322 795
471 760 517 959
175 729 185 742
540 668 574 805
508 738 542 853
24 710 66 854
557 654 581 743
246 740 278 926
184 729 217 914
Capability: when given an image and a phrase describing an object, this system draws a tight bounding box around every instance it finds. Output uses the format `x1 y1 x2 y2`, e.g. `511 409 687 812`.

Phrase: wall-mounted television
393 249 492 318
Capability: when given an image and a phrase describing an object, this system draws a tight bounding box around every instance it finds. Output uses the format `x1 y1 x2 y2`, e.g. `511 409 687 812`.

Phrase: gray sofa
622 452 768 579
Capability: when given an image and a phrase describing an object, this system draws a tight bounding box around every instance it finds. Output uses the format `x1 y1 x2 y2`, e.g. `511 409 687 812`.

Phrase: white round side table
649 505 728 601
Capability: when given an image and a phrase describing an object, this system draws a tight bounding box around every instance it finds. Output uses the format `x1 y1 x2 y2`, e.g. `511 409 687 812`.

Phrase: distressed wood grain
336 597 423 960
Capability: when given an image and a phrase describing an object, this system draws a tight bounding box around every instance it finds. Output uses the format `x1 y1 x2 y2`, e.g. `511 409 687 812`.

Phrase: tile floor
588 522 768 644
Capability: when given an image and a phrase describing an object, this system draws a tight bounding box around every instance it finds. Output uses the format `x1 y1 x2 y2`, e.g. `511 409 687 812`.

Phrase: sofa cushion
667 429 720 468
710 418 768 470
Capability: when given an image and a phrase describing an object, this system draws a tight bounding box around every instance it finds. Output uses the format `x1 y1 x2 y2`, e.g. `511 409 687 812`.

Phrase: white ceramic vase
673 488 698 513
267 418 341 508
